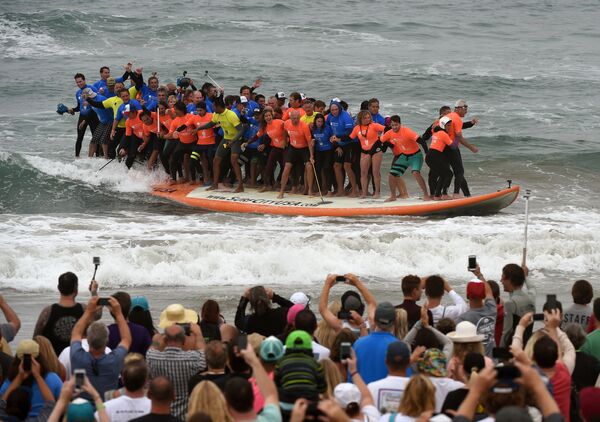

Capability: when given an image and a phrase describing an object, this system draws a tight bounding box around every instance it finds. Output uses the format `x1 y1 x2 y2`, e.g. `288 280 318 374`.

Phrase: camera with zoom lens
177 71 191 89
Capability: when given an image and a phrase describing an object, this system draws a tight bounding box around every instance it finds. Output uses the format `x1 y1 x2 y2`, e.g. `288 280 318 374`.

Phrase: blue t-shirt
353 331 398 384
0 372 62 417
313 126 333 151
70 340 127 398
108 322 151 356
326 108 354 146
371 113 386 126
76 84 98 116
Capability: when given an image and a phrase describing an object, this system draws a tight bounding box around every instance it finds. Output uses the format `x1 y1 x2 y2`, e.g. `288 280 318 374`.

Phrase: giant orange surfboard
150 183 520 217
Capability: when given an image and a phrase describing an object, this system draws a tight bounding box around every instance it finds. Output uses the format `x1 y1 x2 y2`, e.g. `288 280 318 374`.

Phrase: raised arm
345 273 377 326
0 295 21 338
346 350 375 408
319 274 343 332
240 343 279 408
108 297 131 351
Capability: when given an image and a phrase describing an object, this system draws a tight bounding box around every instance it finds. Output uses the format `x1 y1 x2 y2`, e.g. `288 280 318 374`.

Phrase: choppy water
1 0 599 294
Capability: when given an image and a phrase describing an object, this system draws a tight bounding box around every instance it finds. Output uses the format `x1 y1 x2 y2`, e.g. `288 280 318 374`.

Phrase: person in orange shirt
380 115 430 201
139 109 162 171
164 101 198 184
426 116 454 200
349 110 385 199
445 99 479 198
257 107 286 192
190 101 216 186
277 110 315 199
120 104 148 169
281 92 306 121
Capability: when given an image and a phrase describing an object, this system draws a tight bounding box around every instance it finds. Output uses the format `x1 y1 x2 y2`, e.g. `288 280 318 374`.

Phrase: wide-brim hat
159 304 198 328
447 321 485 343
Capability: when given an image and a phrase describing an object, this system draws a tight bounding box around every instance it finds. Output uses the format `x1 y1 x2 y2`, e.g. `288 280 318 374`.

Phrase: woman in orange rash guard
164 101 197 184
349 110 386 198
426 115 454 200
256 107 286 192
120 104 149 169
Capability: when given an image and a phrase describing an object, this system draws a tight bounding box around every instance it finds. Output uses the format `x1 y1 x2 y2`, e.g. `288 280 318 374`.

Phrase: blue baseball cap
131 296 149 311
66 398 95 421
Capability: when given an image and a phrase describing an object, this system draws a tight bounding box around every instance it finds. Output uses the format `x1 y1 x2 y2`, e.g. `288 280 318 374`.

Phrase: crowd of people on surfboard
61 63 481 201
1 263 599 421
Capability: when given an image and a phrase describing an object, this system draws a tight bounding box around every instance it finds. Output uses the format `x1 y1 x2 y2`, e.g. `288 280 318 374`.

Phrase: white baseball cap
239 96 249 104
290 292 310 306
439 115 452 130
334 383 361 408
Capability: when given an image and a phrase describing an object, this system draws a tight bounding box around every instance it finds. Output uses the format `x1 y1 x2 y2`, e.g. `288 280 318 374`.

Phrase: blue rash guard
92 75 124 95
325 103 354 146
91 94 114 125
312 125 333 152
75 85 97 117
140 85 158 106
371 112 385 125
204 98 214 113
115 99 142 122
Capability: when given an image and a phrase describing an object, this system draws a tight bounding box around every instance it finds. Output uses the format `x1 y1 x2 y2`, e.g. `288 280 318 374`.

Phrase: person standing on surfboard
350 110 386 199
278 110 315 199
381 115 430 202
426 116 454 200
197 97 245 193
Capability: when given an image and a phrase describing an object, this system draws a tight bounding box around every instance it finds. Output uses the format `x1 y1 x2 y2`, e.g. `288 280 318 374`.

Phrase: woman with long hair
350 110 386 198
128 296 158 337
381 374 436 421
187 381 233 422
33 336 66 381
234 286 293 337
200 299 222 342
311 113 334 195
256 107 286 192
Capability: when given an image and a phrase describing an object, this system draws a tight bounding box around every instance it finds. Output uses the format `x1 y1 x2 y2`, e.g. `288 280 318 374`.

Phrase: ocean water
1 0 600 305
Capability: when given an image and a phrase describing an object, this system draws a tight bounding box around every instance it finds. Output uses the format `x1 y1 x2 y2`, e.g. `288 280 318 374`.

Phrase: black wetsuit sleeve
121 71 131 82
340 134 352 143
272 294 294 309
86 98 105 108
462 121 474 130
130 72 144 90
421 124 433 142
119 135 130 150
234 297 250 332
72 104 80 113
417 136 429 154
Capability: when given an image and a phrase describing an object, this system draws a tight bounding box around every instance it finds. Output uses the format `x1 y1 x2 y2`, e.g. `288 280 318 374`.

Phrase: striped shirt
275 351 326 403
146 347 206 419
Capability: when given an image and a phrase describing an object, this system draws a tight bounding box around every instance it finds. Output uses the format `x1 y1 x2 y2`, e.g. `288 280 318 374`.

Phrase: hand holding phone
468 255 477 271
23 354 32 371
335 275 346 283
97 298 110 307
237 334 248 351
177 323 191 336
533 313 545 321
74 369 86 392
340 342 351 360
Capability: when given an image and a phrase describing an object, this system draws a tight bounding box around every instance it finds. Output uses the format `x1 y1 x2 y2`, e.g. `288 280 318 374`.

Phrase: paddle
521 189 531 267
311 161 333 205
97 158 116 172
204 70 224 92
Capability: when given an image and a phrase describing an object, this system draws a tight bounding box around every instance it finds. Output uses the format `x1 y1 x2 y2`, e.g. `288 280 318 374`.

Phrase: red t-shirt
284 119 312 149
550 362 571 422
381 126 420 155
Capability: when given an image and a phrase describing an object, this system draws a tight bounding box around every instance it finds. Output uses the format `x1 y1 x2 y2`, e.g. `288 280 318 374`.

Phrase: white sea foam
0 16 87 59
22 155 167 193
0 206 598 292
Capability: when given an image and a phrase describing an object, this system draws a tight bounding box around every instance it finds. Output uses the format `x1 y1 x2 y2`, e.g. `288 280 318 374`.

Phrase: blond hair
33 335 64 379
187 381 233 422
394 308 408 339
452 341 484 361
315 300 342 349
398 374 436 416
321 358 343 399
524 329 548 360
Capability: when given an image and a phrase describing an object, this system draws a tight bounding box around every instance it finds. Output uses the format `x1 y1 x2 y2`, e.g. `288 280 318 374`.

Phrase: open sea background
1 0 599 337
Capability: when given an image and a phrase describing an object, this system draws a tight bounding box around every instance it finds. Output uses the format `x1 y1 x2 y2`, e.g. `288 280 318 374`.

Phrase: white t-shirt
367 375 410 413
96 395 151 422
352 404 381 422
428 290 468 325
427 377 464 412
58 339 111 378
312 341 330 361
378 414 416 422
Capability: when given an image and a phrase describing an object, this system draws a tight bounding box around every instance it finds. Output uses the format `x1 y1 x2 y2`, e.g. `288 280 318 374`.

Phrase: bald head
164 324 185 346
290 110 301 123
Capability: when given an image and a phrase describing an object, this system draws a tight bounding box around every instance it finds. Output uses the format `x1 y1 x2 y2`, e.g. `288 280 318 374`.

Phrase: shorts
361 141 384 156
390 151 424 177
333 142 360 164
91 122 111 145
216 138 241 158
243 147 267 164
284 146 309 165
151 135 165 152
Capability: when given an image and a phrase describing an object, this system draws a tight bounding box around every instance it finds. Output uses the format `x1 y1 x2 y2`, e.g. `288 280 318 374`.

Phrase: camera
177 71 191 89
177 323 191 336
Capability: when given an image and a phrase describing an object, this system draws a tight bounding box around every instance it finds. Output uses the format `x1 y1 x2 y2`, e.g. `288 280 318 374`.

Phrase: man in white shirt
97 359 151 421
425 276 468 325
367 341 411 413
